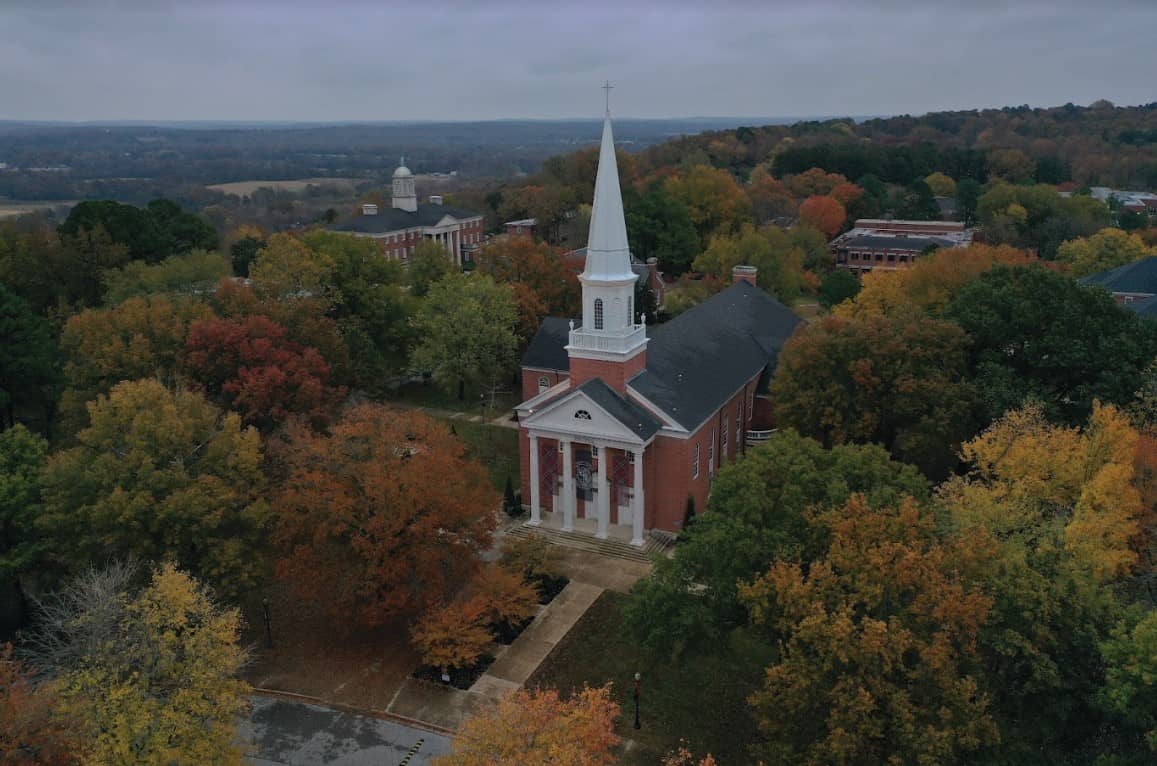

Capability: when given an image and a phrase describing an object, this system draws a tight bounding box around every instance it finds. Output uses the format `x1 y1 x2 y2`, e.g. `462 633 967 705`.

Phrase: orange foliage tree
830 181 864 205
433 684 620 766
739 496 998 765
798 195 846 238
0 644 78 765
474 237 580 339
468 565 539 629
409 600 492 676
272 405 498 626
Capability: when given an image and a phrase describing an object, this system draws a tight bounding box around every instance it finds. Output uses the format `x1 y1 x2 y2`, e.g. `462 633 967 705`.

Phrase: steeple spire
582 95 635 282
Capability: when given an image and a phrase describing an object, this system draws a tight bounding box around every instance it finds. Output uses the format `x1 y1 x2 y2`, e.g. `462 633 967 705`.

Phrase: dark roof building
1081 256 1157 317
515 103 803 543
832 219 974 273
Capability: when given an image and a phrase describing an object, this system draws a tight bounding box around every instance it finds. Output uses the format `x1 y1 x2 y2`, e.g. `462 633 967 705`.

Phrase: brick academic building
832 219 974 273
515 106 802 544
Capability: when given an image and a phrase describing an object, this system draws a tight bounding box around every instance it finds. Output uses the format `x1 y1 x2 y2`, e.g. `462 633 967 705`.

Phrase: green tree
229 235 265 278
1057 227 1154 277
624 182 700 275
692 224 803 304
27 563 249 766
59 199 217 264
410 274 519 400
945 265 1157 425
102 249 230 304
0 285 59 430
956 178 982 226
625 431 928 657
1100 610 1157 753
0 425 48 626
771 314 981 477
408 239 455 297
40 380 268 597
817 269 860 310
924 171 957 197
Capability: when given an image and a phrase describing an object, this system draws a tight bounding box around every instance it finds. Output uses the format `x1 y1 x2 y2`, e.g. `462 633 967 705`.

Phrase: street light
633 672 641 729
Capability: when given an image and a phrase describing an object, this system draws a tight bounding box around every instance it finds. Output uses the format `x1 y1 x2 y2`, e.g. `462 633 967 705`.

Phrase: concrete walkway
388 402 520 430
471 581 603 701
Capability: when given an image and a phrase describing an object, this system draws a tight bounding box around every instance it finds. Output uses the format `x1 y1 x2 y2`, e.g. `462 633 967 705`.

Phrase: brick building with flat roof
832 218 974 273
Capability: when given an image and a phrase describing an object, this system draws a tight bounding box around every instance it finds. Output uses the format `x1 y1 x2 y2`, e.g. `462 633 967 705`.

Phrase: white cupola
392 157 417 212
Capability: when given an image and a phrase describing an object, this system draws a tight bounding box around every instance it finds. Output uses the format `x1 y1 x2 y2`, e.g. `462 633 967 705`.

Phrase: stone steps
506 523 670 563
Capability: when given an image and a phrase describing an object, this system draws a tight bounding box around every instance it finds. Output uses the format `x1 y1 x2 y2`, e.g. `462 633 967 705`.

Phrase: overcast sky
2 0 1154 122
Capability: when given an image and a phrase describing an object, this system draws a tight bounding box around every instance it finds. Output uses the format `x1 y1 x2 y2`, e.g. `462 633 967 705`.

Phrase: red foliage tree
272 405 498 626
798 195 847 239
0 643 79 765
183 315 343 431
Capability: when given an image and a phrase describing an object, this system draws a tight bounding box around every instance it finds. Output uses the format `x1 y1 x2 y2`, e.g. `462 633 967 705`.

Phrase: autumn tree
665 165 753 246
0 217 128 312
746 166 797 223
475 235 581 337
272 406 497 626
784 167 848 198
739 496 998 765
183 315 343 431
692 224 804 304
26 563 249 766
410 599 492 677
468 564 539 630
798 195 846 238
1057 227 1154 277
433 684 620 766
939 403 1145 757
945 265 1157 424
0 643 78 765
771 314 981 477
410 274 519 401
58 295 213 431
0 425 48 626
626 431 928 657
40 380 267 597
924 171 957 197
834 243 1034 320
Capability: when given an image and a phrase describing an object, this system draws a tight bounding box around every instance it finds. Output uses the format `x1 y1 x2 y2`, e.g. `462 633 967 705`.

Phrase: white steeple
567 84 647 369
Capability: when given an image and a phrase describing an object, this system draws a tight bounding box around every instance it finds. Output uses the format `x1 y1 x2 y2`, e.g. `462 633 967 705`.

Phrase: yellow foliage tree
1057 227 1154 278
45 564 249 766
434 684 620 766
834 243 1035 320
249 232 335 299
410 599 492 676
925 171 957 198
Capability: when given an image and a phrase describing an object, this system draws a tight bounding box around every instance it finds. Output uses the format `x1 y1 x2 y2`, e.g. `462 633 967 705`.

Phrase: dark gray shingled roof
835 234 955 252
575 378 662 440
1130 295 1157 319
1080 256 1157 296
331 203 481 234
630 281 803 430
522 317 578 371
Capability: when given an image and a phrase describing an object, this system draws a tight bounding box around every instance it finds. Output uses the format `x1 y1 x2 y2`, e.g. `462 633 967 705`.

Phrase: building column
561 439 575 532
631 448 645 546
528 433 541 526
595 445 610 539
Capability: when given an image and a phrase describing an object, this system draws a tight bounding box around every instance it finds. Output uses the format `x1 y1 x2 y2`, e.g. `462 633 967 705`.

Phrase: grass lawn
391 380 519 415
527 590 772 765
440 418 520 492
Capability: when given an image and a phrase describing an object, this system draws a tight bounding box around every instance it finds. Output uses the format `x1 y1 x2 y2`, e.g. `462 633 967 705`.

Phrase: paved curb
251 687 457 736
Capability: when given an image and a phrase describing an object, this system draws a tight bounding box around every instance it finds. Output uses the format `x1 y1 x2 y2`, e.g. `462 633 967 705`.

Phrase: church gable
522 380 660 444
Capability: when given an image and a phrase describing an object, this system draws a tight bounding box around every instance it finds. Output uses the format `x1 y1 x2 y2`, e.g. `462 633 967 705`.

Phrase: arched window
538 376 549 394
574 410 592 420
593 298 604 330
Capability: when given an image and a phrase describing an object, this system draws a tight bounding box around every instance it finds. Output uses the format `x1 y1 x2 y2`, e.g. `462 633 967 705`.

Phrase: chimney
429 195 443 206
732 265 757 286
362 203 378 216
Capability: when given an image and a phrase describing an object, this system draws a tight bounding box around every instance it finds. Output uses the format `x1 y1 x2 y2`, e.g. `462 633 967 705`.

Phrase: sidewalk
388 401 521 430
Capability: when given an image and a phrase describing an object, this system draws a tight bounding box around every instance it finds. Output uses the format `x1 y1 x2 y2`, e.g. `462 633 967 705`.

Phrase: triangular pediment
522 389 647 444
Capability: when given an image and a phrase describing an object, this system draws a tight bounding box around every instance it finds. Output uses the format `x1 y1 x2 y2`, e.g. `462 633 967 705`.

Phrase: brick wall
568 353 647 393
521 368 569 402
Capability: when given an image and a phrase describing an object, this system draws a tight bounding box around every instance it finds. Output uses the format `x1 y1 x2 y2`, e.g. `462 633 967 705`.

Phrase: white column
528 433 541 526
631 449 645 546
596 445 610 539
561 439 575 532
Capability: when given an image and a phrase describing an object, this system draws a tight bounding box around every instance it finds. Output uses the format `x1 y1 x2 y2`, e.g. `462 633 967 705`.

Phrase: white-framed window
692 443 700 479
748 394 753 418
594 298 604 330
722 416 729 456
708 429 715 476
538 376 549 394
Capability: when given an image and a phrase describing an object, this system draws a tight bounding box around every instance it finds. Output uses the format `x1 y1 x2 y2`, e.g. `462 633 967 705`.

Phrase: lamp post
633 671 641 729
261 597 273 649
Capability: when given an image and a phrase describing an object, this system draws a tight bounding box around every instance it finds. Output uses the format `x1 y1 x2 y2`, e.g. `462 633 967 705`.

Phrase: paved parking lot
242 696 452 766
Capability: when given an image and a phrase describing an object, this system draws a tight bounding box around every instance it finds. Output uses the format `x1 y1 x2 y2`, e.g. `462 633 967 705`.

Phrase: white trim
624 385 686 432
564 344 649 363
520 389 650 446
516 379 571 414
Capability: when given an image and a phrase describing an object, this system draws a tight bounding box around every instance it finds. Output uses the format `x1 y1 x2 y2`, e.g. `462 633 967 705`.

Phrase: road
242 696 453 766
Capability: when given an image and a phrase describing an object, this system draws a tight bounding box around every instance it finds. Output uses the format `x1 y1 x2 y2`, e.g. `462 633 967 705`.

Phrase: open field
206 177 356 195
527 590 772 765
0 201 75 218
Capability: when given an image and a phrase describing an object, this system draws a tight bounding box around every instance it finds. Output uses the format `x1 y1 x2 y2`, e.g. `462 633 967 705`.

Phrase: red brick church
516 103 802 544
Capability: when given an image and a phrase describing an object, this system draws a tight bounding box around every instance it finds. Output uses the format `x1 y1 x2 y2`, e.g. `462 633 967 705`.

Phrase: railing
567 325 646 354
745 429 777 446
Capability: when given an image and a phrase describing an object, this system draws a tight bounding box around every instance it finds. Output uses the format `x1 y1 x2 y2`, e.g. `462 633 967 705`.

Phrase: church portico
525 430 648 546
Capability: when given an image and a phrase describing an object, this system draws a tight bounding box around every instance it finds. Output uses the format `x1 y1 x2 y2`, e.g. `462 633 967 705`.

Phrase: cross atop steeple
602 80 613 116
